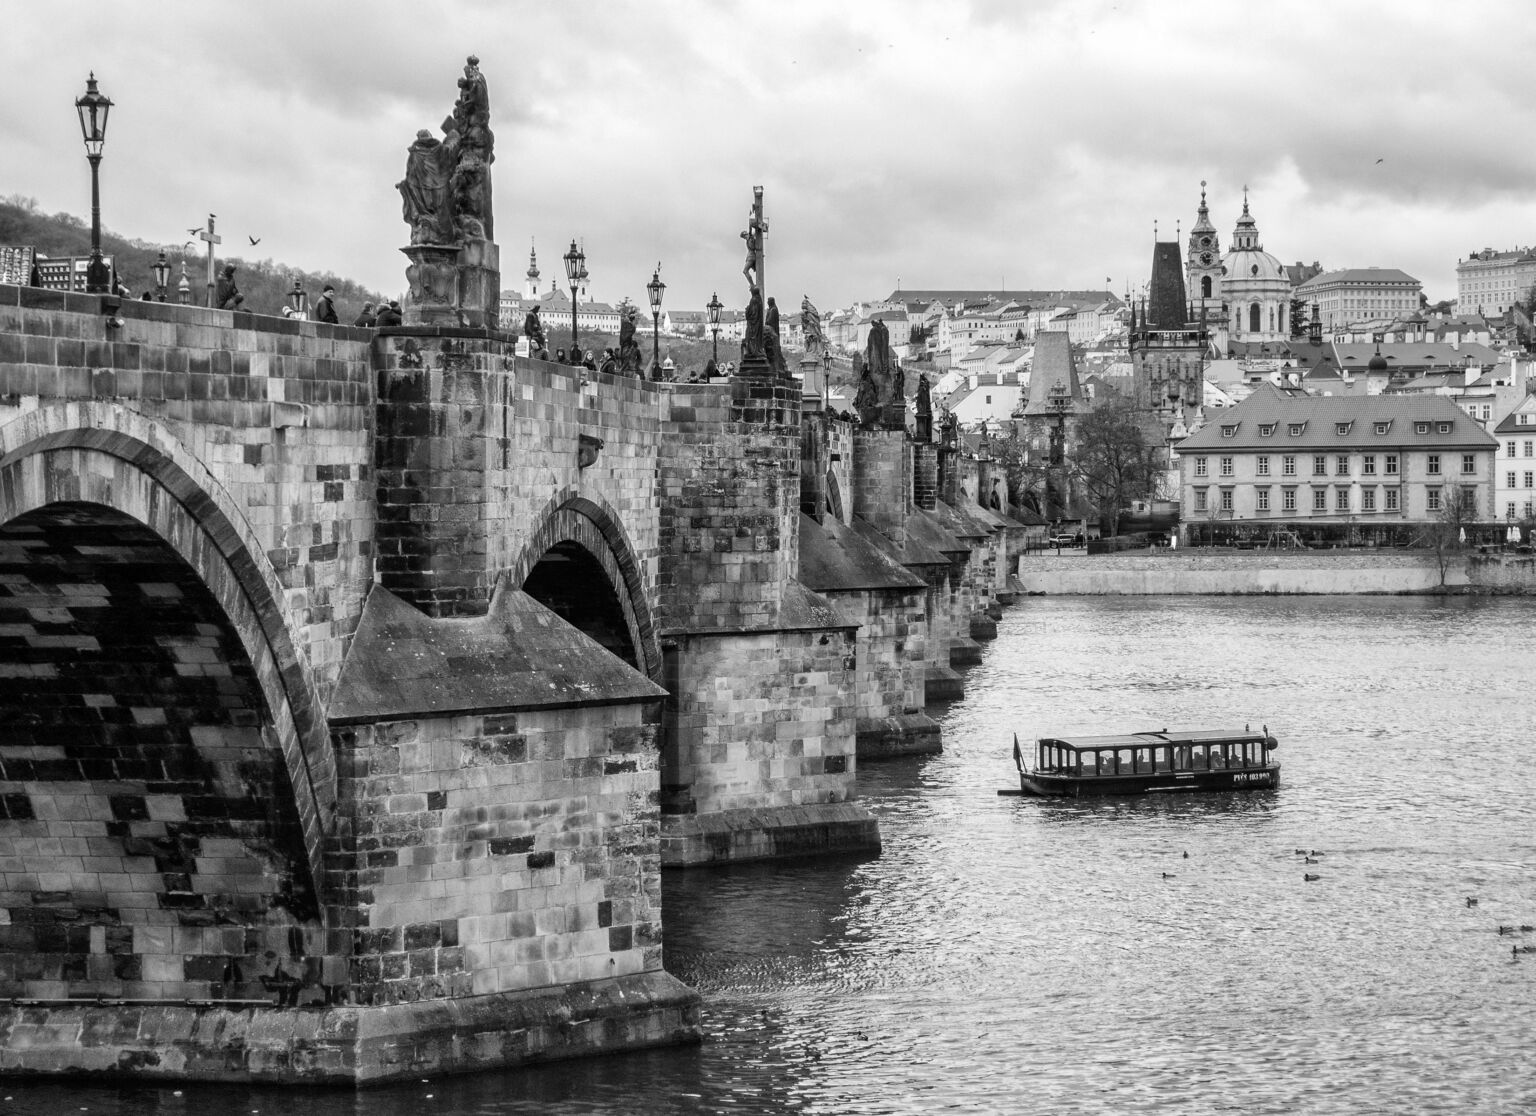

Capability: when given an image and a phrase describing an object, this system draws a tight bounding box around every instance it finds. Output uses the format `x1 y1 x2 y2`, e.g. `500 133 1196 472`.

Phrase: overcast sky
6 0 1536 313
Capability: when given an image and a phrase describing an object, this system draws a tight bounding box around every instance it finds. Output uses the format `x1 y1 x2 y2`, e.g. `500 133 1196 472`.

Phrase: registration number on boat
1232 772 1272 785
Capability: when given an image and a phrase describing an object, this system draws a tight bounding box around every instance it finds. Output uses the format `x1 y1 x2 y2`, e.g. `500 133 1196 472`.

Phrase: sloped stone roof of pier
930 498 995 541
799 513 928 593
904 508 971 557
329 585 666 724
850 515 954 570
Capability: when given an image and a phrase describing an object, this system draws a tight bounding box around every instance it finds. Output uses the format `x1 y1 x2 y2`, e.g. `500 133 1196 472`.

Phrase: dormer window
1259 423 1276 437
1374 421 1392 435
1288 423 1306 437
1437 422 1452 434
1335 422 1353 436
1221 424 1239 438
1415 422 1430 435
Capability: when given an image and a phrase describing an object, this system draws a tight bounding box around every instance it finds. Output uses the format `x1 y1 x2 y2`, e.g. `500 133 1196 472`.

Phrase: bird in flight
1375 157 1384 164
187 227 201 236
248 236 261 246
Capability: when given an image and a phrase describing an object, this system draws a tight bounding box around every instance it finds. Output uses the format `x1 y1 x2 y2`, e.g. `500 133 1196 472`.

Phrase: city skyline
5 0 1536 312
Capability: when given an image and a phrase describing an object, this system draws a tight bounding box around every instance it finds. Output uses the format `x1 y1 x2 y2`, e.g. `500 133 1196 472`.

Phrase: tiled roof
1295 267 1420 289
1332 341 1501 368
1177 388 1497 451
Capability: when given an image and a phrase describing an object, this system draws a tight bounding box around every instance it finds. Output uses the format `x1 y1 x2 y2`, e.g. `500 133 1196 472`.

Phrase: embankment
1012 550 1536 595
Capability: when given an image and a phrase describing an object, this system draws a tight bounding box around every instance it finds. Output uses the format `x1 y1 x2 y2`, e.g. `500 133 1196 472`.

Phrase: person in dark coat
599 348 617 376
353 303 376 327
314 285 339 324
214 265 243 310
376 300 403 327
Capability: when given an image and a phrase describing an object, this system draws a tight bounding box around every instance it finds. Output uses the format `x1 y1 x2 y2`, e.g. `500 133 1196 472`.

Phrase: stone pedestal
457 237 500 329
400 244 461 327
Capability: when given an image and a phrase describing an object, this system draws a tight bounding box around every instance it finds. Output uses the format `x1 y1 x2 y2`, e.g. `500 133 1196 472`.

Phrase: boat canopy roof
1038 729 1272 751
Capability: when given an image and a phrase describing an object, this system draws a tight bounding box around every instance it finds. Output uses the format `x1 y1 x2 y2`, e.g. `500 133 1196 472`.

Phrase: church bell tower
1185 181 1223 320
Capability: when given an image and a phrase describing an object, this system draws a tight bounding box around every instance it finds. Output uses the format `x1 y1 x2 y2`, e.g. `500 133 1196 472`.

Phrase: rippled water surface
12 596 1536 1115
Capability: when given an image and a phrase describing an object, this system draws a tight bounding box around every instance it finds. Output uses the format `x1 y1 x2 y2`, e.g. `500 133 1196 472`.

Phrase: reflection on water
12 596 1536 1115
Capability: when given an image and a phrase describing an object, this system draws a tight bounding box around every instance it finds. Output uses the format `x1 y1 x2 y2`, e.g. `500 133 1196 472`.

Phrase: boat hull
1016 765 1280 797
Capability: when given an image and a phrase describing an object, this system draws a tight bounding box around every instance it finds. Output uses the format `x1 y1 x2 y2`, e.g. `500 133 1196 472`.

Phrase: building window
1220 489 1233 512
1438 422 1452 434
1462 485 1477 508
1202 275 1212 298
1509 441 1518 457
1375 421 1392 435
1336 455 1350 475
1363 454 1376 475
1283 487 1297 511
1336 422 1352 435
1385 454 1399 475
1415 422 1430 434
1250 303 1261 333
1222 425 1238 438
1509 502 1518 520
1195 456 1208 477
1257 488 1271 511
1363 489 1376 512
1526 472 1534 489
1526 441 1533 457
1509 472 1518 488
1257 455 1271 476
1220 456 1234 477
1426 488 1441 512
1259 423 1276 437
1194 488 1208 512
1283 455 1297 476
1385 487 1399 511
1289 423 1306 436
1427 454 1441 476
1461 454 1475 474
1312 488 1326 511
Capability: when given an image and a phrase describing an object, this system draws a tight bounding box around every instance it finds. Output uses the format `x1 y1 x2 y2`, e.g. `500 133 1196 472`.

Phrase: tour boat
1000 727 1279 797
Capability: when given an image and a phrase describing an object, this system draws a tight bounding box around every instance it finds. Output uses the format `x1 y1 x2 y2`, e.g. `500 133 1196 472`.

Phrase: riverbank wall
1014 551 1480 595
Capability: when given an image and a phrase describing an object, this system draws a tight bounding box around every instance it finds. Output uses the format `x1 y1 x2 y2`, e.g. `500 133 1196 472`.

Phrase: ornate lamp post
707 291 722 367
646 264 666 380
74 72 113 294
151 251 170 302
177 262 191 304
563 239 584 358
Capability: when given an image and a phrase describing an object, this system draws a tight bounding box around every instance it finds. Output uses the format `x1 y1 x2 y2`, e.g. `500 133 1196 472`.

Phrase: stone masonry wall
824 587 927 727
0 284 374 704
852 427 910 550
328 704 664 1005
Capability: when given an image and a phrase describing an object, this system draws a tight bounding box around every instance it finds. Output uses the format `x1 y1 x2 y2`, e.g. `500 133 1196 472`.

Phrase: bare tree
1068 394 1164 537
1426 485 1476 589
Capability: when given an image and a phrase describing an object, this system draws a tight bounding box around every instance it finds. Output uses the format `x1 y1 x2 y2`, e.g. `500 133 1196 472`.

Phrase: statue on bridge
618 302 643 373
801 295 826 355
857 318 905 429
743 286 765 362
916 372 932 442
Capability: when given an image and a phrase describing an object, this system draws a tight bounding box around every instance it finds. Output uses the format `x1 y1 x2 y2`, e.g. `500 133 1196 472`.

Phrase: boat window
1246 740 1262 765
1191 744 1209 770
1175 745 1191 770
1134 747 1152 772
1208 745 1227 769
1154 747 1170 772
1117 749 1133 773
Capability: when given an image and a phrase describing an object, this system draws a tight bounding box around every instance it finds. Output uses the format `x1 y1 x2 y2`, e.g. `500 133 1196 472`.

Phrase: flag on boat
1012 733 1022 769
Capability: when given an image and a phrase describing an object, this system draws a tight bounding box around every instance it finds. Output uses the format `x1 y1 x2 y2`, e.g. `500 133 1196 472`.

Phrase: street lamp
177 261 191 304
707 291 722 368
151 251 170 302
563 239 584 359
74 72 113 294
646 264 666 380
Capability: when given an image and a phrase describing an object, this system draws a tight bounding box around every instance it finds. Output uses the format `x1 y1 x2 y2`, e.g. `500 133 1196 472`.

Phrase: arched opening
1201 276 1212 299
825 469 846 523
1249 303 1262 334
0 503 318 1001
522 540 640 669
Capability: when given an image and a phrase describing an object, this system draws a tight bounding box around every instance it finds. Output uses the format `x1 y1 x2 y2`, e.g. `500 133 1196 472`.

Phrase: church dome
1220 193 1286 283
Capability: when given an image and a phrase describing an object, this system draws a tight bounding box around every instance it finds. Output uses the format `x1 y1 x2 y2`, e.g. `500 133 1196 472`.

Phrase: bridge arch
0 403 333 894
508 490 661 681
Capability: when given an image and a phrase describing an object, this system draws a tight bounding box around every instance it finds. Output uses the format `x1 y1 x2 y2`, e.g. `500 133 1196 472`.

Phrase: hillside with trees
0 194 387 320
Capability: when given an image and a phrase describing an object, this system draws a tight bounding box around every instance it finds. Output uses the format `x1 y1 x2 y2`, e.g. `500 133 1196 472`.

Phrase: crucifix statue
198 214 221 308
740 186 767 338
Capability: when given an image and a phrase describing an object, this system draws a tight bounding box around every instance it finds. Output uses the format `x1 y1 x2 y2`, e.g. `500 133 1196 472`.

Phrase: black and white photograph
2 2 1535 1113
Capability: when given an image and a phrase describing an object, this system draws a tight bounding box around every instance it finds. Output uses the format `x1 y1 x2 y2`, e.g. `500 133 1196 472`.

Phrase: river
12 596 1536 1115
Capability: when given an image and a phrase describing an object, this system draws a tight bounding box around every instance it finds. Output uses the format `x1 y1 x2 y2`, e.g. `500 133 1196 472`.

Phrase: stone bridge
0 282 1025 1082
